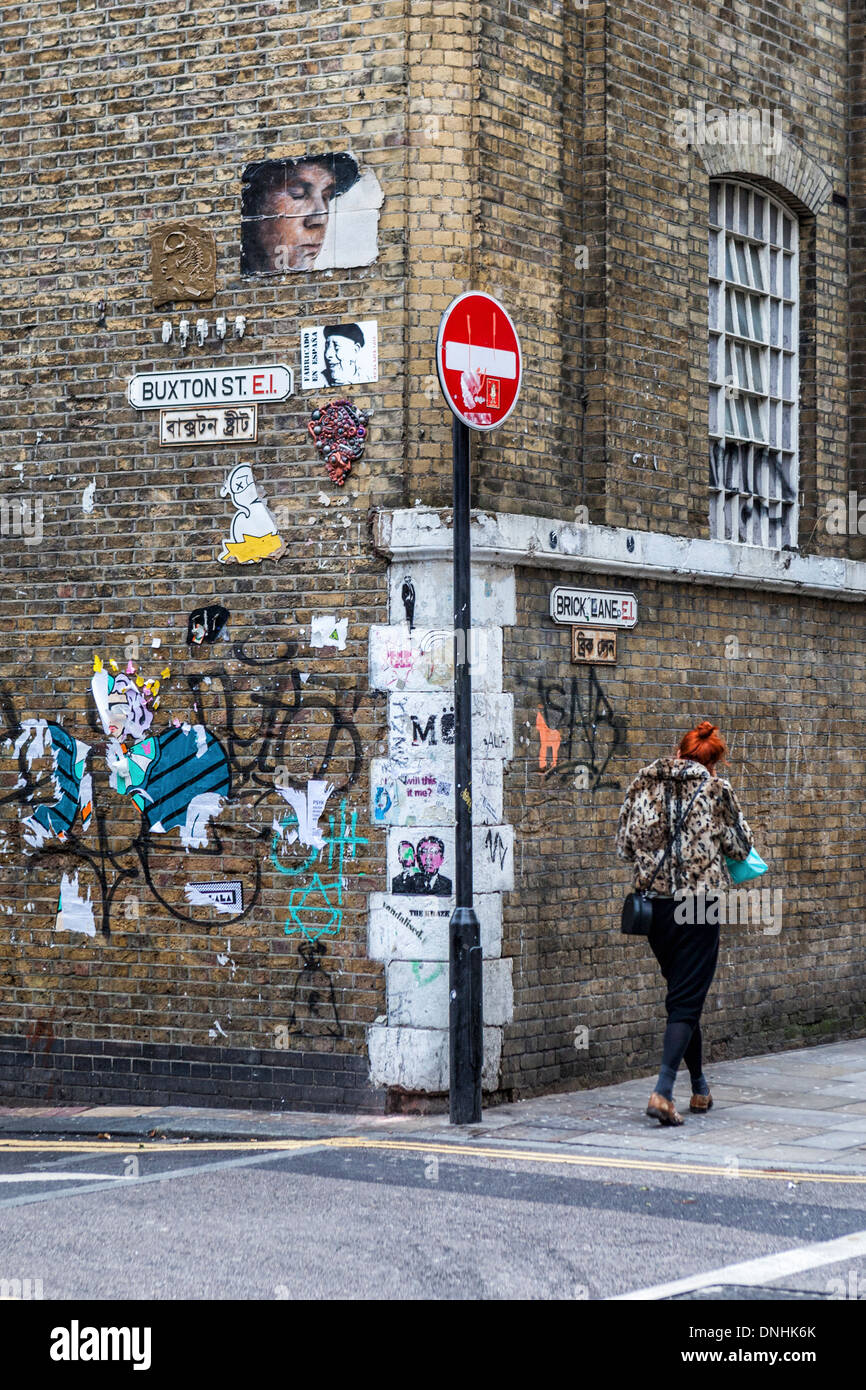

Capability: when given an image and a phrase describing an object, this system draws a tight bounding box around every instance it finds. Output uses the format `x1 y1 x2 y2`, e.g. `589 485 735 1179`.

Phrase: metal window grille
708 179 799 548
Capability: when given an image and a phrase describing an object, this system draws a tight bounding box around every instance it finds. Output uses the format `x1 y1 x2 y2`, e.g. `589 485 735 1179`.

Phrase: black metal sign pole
450 415 482 1125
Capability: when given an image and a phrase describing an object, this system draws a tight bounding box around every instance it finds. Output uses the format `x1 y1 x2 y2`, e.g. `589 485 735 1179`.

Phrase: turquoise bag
725 848 768 884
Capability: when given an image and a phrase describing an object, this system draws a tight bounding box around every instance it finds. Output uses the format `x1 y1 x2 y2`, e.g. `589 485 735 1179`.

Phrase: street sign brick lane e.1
549 587 638 628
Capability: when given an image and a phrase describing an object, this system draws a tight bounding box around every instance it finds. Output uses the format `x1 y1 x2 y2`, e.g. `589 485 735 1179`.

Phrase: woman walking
616 720 753 1126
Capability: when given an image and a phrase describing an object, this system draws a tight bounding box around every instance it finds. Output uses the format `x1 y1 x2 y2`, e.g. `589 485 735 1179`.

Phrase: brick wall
427 2 852 551
850 2 866 526
603 1 848 549
2 0 864 1112
0 0 415 1109
503 562 866 1097
472 0 609 522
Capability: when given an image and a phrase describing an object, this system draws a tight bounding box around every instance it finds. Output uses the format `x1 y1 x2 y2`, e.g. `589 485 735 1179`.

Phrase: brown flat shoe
690 1092 713 1113
646 1092 684 1127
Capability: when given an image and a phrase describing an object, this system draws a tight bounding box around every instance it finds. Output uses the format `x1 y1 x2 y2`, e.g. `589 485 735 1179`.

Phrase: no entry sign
436 292 522 431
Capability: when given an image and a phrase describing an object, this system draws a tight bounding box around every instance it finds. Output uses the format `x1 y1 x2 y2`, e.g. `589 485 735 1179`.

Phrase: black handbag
621 781 706 935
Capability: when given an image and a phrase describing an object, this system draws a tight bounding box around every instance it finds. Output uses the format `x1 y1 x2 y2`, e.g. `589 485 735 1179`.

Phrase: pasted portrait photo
240 153 383 277
391 835 452 896
300 320 378 390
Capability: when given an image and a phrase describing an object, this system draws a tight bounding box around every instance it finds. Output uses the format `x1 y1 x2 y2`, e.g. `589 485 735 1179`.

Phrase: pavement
4 1040 866 1304
3 1037 866 1176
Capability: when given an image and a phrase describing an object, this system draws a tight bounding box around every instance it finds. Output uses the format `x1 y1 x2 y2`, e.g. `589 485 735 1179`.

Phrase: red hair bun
678 720 726 768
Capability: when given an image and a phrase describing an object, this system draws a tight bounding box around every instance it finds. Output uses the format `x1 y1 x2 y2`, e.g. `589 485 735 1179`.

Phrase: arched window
709 179 799 548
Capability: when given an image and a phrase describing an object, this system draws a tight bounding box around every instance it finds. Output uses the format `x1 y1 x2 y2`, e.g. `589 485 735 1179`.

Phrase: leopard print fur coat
616 756 753 895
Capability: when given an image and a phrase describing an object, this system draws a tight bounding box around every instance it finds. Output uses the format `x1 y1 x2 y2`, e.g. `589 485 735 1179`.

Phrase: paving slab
711 1092 857 1111
791 1132 866 1152
750 1146 842 1166
717 1104 866 1128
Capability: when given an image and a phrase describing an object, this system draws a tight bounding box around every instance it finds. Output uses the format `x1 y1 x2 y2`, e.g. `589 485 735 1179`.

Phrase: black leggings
662 1020 704 1078
648 896 720 1077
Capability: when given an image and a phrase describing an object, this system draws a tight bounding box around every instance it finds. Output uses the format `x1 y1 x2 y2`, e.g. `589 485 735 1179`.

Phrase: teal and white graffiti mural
271 783 368 942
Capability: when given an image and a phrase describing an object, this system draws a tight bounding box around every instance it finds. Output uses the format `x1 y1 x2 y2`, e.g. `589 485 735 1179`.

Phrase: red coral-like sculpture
307 399 370 486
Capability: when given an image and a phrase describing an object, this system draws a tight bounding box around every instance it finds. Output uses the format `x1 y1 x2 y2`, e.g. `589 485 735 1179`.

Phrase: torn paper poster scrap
273 780 334 850
91 663 229 843
310 614 347 650
82 480 96 513
184 880 243 913
187 603 230 645
218 463 284 564
10 720 93 848
241 156 383 276
216 941 237 976
55 871 96 936
178 791 226 850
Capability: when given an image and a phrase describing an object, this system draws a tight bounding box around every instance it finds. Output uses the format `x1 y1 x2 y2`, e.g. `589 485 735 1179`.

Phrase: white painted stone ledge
374 508 866 602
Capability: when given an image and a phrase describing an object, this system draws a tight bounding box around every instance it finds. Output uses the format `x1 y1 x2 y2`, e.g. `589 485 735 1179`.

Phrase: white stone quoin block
385 957 513 1029
368 1024 503 1093
385 824 514 895
388 560 516 629
367 891 502 961
369 624 503 694
385 691 513 768
370 756 503 827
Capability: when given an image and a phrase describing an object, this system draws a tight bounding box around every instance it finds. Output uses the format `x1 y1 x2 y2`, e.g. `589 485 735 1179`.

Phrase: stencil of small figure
218 464 284 564
288 940 342 1038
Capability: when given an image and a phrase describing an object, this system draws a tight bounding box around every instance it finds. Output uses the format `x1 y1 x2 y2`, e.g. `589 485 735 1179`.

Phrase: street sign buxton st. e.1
128 364 294 410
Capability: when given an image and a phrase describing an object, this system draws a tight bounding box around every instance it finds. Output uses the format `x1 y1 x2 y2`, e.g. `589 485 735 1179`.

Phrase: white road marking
0 1173 125 1183
0 1146 327 1211
613 1227 866 1300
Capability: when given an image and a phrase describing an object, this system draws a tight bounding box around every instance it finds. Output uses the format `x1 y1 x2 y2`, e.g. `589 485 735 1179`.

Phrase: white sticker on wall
55 871 96 936
311 615 348 651
184 880 244 913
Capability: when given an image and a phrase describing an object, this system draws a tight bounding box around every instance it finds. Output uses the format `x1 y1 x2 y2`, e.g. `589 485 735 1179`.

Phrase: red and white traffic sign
436 292 522 431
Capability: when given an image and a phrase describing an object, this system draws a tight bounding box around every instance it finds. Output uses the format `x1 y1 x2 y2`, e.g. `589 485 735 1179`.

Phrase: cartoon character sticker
217 464 284 565
91 659 230 847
